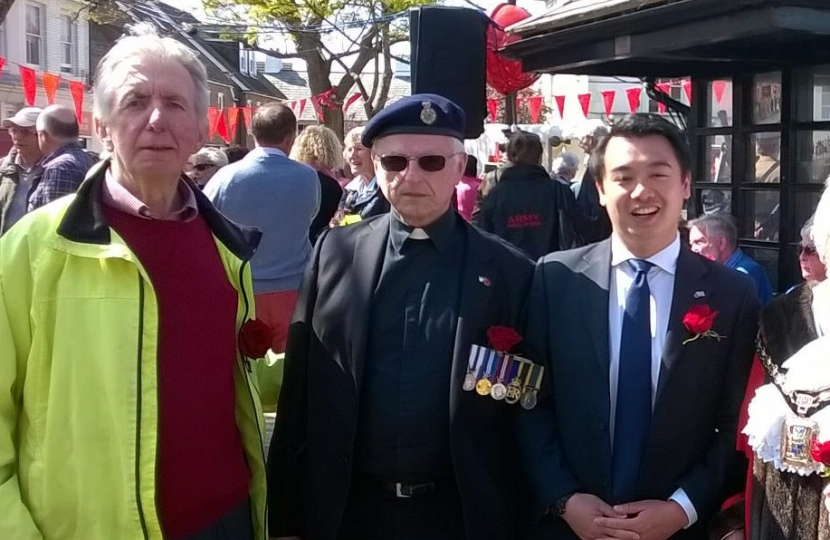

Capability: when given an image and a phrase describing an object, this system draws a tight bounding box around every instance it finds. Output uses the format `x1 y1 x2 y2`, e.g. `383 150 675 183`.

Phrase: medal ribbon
523 362 536 389
468 345 487 376
530 363 545 391
508 358 521 381
497 354 512 382
513 359 527 382
483 349 498 379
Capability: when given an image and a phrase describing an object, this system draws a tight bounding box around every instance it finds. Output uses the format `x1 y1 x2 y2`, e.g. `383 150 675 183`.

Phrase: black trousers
178 498 254 540
339 481 466 540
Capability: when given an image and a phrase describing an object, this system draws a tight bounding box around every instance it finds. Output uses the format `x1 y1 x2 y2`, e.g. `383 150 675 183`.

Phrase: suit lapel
654 247 709 407
449 225 495 423
349 215 389 393
577 240 613 379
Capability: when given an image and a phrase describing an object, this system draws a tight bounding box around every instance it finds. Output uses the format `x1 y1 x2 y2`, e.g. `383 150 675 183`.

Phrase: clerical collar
389 208 457 254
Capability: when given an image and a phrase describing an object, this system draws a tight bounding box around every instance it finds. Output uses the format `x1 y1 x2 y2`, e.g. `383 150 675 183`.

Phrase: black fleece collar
56 158 261 261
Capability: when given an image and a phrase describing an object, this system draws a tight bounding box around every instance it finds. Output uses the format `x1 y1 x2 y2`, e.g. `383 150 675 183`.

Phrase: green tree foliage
204 0 437 137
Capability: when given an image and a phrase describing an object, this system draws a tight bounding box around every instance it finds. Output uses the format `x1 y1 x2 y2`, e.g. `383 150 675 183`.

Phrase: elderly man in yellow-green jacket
0 25 267 540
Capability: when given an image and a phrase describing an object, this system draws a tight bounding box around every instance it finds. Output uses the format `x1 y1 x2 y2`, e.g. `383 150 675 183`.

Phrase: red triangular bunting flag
487 99 499 123
626 87 641 113
577 93 591 118
344 93 361 112
682 79 692 103
214 109 229 143
0 57 6 79
207 107 219 140
242 107 252 130
42 73 60 105
69 80 85 124
227 107 240 141
528 96 543 124
656 83 671 114
554 95 565 118
601 90 616 117
19 66 37 106
298 99 307 119
713 80 727 104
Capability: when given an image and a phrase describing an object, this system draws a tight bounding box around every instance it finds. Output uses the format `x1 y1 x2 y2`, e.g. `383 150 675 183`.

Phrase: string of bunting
0 55 88 125
484 79 720 123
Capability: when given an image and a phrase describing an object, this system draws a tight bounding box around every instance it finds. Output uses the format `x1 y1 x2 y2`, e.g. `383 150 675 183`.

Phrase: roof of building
509 0 681 36
117 1 285 100
263 68 411 123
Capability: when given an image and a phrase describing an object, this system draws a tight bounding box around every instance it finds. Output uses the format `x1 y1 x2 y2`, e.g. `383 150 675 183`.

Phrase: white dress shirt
608 233 697 527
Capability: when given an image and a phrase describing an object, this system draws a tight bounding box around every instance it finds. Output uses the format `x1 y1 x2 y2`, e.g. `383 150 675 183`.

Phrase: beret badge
420 101 437 125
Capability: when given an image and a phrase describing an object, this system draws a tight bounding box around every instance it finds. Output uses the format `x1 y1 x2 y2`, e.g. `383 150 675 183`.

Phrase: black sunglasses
378 154 456 173
799 244 817 256
192 163 216 171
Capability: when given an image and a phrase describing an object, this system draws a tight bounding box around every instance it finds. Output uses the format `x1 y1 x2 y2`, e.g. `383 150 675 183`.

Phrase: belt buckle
394 483 411 499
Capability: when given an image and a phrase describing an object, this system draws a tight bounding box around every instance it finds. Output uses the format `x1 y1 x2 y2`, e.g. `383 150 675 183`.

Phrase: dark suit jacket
268 213 535 540
518 240 760 540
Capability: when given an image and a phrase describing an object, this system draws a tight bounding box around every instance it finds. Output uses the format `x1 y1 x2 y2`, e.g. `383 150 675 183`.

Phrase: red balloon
486 4 539 96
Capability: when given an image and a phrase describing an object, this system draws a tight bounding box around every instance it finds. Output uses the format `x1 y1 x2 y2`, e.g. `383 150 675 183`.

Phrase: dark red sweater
104 206 251 539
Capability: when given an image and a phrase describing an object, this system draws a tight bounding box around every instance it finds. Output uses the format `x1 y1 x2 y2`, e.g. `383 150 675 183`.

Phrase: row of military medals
463 345 544 409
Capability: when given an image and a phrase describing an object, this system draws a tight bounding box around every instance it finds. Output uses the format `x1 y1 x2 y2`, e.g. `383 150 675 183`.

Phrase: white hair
813 177 830 264
192 147 228 167
552 152 579 176
344 126 365 147
93 23 209 129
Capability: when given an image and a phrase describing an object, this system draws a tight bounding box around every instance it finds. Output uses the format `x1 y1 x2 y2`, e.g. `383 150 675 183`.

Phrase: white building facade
0 0 98 152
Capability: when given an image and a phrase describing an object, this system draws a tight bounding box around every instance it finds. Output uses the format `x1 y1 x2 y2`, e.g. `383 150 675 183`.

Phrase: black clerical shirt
355 209 465 479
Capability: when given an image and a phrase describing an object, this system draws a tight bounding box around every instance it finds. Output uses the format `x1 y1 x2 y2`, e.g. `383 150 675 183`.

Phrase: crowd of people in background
3 22 830 540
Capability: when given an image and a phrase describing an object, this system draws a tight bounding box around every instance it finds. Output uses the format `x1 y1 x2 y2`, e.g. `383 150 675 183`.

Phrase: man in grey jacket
0 107 43 234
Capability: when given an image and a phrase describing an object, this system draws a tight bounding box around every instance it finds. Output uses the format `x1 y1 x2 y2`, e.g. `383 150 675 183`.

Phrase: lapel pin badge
478 276 491 287
693 291 706 299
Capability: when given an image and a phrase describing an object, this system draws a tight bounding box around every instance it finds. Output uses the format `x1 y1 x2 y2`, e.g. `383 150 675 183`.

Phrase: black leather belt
357 475 453 499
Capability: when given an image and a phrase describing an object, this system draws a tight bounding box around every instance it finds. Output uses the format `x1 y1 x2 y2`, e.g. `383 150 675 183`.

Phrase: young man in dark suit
268 94 535 540
519 114 760 540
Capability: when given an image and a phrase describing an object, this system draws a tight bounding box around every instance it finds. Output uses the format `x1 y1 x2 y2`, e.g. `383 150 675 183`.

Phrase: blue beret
361 93 466 147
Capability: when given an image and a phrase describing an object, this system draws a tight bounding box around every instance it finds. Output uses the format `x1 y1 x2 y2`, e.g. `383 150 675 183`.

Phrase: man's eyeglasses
191 163 216 172
377 153 460 173
799 244 817 256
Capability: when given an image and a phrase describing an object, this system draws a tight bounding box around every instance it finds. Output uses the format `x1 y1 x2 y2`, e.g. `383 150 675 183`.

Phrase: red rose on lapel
487 326 522 352
238 319 273 359
812 440 830 466
682 304 719 334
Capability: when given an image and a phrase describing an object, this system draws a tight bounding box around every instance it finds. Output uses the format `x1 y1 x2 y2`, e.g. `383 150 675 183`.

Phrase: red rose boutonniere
811 440 830 477
487 325 522 352
238 318 274 359
681 304 726 345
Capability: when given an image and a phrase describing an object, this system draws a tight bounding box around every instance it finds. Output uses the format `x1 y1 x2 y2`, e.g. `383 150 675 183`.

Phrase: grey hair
552 152 580 177
192 147 228 167
813 177 830 264
344 126 365 147
93 23 209 130
800 215 816 246
688 213 738 249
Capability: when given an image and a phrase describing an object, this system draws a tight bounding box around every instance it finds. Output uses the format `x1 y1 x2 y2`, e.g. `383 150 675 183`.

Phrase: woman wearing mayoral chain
741 178 830 540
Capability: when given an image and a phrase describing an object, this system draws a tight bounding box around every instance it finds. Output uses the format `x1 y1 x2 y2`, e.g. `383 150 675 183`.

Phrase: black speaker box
410 6 490 139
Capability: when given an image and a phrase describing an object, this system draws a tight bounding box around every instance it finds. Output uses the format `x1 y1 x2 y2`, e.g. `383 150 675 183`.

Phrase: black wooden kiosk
506 0 830 291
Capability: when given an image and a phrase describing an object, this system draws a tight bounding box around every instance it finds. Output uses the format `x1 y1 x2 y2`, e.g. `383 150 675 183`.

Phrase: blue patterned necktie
612 258 654 502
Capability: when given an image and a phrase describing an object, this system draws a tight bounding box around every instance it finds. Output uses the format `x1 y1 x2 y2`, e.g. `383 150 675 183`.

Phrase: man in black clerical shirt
267 94 535 540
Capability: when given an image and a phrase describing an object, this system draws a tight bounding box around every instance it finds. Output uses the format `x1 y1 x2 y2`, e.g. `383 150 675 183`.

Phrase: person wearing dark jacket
473 130 583 260
572 122 613 243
